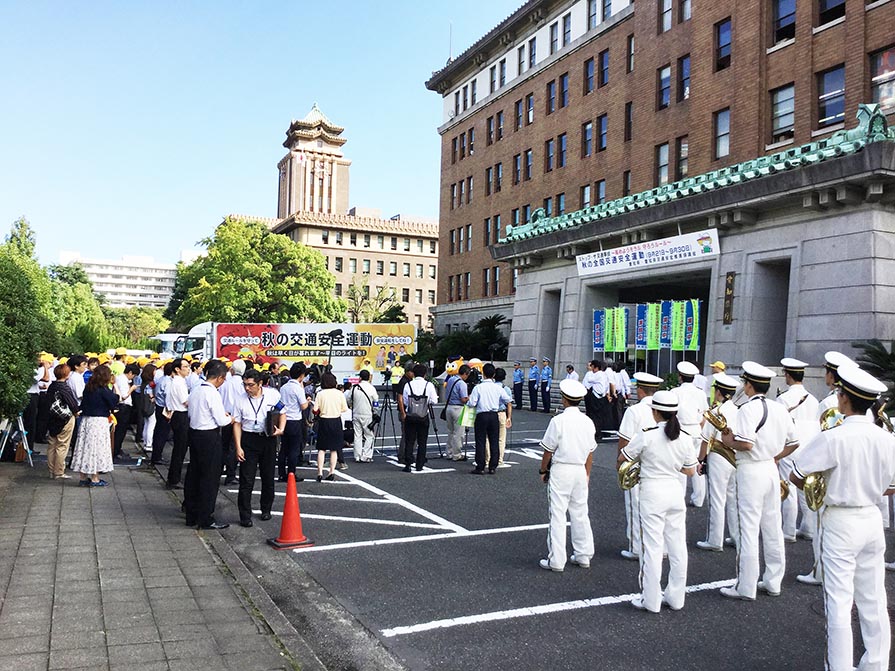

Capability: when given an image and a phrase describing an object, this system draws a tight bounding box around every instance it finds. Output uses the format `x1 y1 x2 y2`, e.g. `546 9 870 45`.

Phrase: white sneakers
719 587 754 601
886 562 895 573
796 573 822 586
696 541 723 552
538 559 563 572
783 535 797 543
569 554 590 569
757 581 781 597
620 550 639 560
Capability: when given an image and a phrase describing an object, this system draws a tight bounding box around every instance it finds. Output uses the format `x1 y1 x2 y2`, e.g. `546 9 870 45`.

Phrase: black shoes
325 474 335 481
487 468 496 474
469 469 485 475
198 522 229 530
277 476 287 482
166 483 182 490
239 520 253 528
316 475 323 482
223 478 237 485
259 512 272 521
402 466 412 473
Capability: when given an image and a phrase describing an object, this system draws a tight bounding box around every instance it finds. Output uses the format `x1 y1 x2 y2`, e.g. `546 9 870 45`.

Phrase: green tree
346 277 404 323
47 262 92 289
171 217 345 329
378 303 407 323
853 339 895 386
5 216 36 258
104 307 169 348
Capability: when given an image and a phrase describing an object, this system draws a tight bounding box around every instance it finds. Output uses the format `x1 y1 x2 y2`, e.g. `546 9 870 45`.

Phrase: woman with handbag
70 365 118 487
46 363 79 480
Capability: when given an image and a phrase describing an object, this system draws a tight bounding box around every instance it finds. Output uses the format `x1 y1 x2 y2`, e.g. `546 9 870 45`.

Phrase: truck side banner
214 323 417 375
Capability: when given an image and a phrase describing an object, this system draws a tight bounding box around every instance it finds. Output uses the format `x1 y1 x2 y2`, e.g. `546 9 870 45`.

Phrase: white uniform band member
776 358 820 543
673 361 709 507
619 391 698 613
696 373 740 551
791 366 895 671
538 380 597 572
720 362 799 601
617 372 663 560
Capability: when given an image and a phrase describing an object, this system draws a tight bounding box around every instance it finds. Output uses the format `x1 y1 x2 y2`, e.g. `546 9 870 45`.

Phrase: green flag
614 307 627 353
646 303 660 350
603 308 615 353
671 301 685 351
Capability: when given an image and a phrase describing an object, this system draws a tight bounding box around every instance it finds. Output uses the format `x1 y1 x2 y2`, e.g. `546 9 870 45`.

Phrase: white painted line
384 459 456 474
379 578 737 638
252 510 445 529
292 522 551 554
505 448 543 460
228 490 390 504
333 471 467 533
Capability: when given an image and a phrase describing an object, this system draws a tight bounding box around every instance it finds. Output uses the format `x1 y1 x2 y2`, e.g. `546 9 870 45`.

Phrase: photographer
346 369 379 463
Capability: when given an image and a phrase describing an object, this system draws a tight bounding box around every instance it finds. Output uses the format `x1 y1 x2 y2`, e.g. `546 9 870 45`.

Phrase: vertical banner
635 304 648 350
671 301 686 351
604 308 615 354
613 307 628 353
659 300 672 349
593 309 605 351
686 299 700 351
647 303 661 351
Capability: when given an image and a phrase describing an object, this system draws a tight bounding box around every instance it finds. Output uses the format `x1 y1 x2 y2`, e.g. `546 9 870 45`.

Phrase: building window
450 184 456 210
584 58 595 94
458 180 464 206
376 260 384 275
563 13 572 46
871 47 895 113
716 18 732 71
581 184 592 207
557 192 566 214
818 0 845 26
465 273 471 299
496 111 504 139
622 171 631 196
603 0 612 20
459 133 466 159
483 268 491 297
391 236 397 250
499 59 507 87
773 0 796 43
493 214 501 243
627 34 635 72
454 92 460 117
547 80 556 114
448 277 454 302
468 128 475 155
513 154 522 184
676 136 689 179
588 0 598 28
680 0 691 21
659 0 672 33
471 80 477 105
428 290 436 303
413 289 422 304
655 143 670 186
515 100 523 130
598 50 609 87
349 258 357 274
334 257 343 272
363 234 370 248
430 240 436 254
544 196 553 216
416 264 424 279
550 23 559 55
490 65 497 93
558 133 567 167
817 65 845 128
518 45 525 75
524 149 533 180
529 37 537 68
582 120 594 156
451 138 457 163
362 259 371 275
448 229 455 255
526 93 534 124
402 288 410 302
429 264 436 279
559 73 569 107
545 138 555 172
466 225 472 251
624 102 633 141
462 85 468 111
322 230 329 244
485 167 493 195
658 65 671 109
418 239 423 253
493 267 500 295
484 218 491 246
512 208 520 226
495 162 503 192
486 116 494 145
597 114 608 150
377 235 384 249
403 263 410 277
596 179 606 203
336 232 343 245
714 108 731 158
523 204 531 223
771 84 795 142
467 176 473 203
678 55 690 101
512 268 518 293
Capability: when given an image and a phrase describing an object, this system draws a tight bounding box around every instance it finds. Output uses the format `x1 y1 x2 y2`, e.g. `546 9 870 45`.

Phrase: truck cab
173 322 214 360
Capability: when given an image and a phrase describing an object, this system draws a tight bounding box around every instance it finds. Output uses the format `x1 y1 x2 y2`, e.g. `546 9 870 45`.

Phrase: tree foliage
5 216 36 258
47 262 92 288
852 339 895 387
104 307 169 350
377 303 408 323
169 218 345 329
345 277 404 323
413 314 510 374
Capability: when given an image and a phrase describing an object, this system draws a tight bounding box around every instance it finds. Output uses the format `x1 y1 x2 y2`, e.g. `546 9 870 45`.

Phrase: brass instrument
804 472 827 511
703 404 729 434
877 404 894 433
618 458 641 491
820 407 843 431
780 478 790 501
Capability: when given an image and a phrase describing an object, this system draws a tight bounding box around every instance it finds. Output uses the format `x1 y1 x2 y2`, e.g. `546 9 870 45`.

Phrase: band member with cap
538 379 596 572
617 371 663 560
817 351 855 430
512 361 524 409
776 358 820 544
720 361 799 601
528 357 540 412
674 361 709 507
696 372 740 551
791 366 895 671
540 357 553 413
618 390 698 612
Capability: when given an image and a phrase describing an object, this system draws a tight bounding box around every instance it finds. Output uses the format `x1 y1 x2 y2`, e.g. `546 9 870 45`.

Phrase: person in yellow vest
361 358 376 378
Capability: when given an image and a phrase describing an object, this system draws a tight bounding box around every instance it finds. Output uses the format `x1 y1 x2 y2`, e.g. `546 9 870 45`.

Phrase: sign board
576 229 720 277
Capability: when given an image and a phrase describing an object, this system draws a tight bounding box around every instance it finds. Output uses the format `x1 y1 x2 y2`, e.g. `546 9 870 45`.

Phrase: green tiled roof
500 104 894 244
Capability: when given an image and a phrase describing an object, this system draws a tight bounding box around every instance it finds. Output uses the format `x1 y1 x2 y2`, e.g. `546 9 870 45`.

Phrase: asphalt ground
191 407 895 671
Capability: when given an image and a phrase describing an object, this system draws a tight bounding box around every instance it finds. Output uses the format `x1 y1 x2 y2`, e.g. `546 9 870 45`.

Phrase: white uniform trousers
797 489 818 538
821 506 889 671
352 414 374 461
734 460 786 598
143 410 156 448
625 485 642 556
704 452 738 548
638 479 688 612
546 463 594 570
779 457 798 538
445 406 465 459
684 432 705 507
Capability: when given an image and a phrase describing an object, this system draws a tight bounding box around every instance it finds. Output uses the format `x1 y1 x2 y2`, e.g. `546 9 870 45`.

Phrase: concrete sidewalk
0 449 320 671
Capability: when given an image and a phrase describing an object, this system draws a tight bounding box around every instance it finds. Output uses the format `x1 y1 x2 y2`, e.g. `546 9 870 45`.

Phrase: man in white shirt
165 358 191 489
219 359 247 485
583 359 611 442
674 361 709 507
401 364 438 472
184 359 232 530
346 369 379 463
25 355 52 451
466 363 513 475
278 362 309 480
443 364 470 461
112 363 138 462
564 365 579 382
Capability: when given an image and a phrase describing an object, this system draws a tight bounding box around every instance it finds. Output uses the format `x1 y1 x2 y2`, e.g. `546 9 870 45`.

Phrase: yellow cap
710 361 726 371
150 352 160 359
39 353 54 363
137 356 149 366
115 347 127 355
59 356 69 365
98 353 110 364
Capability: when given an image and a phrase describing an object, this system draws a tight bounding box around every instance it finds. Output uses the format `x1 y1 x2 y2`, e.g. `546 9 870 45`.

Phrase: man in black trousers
184 359 232 530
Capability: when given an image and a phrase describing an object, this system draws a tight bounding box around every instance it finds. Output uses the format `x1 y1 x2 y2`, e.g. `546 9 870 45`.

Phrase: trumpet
618 458 641 491
703 404 730 434
804 472 827 511
820 407 843 431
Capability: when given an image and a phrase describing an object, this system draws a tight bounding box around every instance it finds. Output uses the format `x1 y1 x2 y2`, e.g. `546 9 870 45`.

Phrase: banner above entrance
575 229 720 277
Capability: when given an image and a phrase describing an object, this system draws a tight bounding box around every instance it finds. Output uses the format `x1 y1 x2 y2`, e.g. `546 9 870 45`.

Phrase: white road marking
229 490 390 504
384 459 455 474
506 448 543 460
379 578 737 638
291 522 552 554
252 510 445 529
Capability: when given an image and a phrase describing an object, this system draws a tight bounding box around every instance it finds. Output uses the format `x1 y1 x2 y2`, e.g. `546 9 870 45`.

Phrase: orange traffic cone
267 473 313 550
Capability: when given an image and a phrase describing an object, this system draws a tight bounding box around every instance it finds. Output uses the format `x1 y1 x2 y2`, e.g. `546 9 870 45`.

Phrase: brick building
425 0 895 336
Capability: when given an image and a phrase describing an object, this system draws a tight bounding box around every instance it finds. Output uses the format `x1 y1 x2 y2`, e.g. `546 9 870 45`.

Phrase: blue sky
0 1 520 265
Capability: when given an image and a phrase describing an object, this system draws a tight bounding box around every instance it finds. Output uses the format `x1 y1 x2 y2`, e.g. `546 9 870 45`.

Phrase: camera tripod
372 386 400 459
0 415 34 467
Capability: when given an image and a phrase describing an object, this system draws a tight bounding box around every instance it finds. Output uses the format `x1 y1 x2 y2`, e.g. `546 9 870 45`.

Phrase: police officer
619 391 698 612
538 379 596 572
617 371 663 560
673 361 708 507
512 361 524 409
527 357 540 412
696 372 740 551
540 357 553 413
791 366 895 671
719 362 799 600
